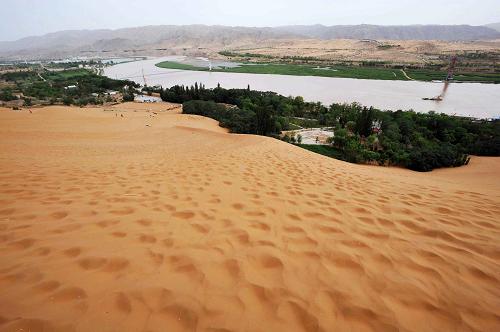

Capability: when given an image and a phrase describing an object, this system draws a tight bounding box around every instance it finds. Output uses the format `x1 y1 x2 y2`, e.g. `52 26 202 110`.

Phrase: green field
156 61 500 83
156 61 408 80
405 69 500 83
44 69 91 80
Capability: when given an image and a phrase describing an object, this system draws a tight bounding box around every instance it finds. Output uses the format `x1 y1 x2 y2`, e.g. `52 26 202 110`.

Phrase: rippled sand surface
0 104 499 332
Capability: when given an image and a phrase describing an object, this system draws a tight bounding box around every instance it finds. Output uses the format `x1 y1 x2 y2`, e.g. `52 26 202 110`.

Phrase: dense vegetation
159 83 499 171
0 69 138 106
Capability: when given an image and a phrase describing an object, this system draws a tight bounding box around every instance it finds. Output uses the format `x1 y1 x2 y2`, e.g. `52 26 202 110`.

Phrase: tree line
4 74 495 172
157 83 499 171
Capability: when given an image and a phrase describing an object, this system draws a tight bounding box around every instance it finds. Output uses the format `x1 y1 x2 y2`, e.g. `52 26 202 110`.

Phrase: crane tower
142 68 147 86
446 56 457 81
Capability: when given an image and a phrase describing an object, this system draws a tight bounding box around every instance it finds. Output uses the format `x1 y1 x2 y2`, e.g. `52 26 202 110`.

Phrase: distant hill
485 23 500 32
1 24 499 60
0 25 292 59
277 24 500 41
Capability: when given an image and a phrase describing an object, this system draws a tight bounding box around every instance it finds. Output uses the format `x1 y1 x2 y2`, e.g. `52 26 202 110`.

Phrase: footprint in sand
138 234 157 243
172 211 195 219
51 287 87 302
50 211 68 220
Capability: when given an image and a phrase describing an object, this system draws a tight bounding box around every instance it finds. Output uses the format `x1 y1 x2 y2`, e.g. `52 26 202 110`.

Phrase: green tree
355 107 375 137
331 128 348 149
346 121 356 133
63 96 73 106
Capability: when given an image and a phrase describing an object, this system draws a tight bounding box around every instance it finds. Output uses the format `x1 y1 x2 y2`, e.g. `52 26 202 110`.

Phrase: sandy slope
0 104 499 332
216 39 500 65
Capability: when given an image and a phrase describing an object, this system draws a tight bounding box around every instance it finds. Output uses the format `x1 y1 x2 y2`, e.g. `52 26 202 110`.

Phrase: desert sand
0 103 499 332
214 38 500 65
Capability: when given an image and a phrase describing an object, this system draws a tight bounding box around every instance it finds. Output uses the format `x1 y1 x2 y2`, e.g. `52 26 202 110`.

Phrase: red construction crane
446 56 458 81
422 55 458 102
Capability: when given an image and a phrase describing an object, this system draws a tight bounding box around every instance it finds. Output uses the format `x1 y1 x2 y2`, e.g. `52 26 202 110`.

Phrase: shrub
63 96 73 106
122 92 134 102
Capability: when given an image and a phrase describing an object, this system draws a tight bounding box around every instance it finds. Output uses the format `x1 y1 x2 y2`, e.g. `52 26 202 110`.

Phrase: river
104 56 500 119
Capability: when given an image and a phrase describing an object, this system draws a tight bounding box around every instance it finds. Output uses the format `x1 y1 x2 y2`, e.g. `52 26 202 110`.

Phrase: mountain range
1 24 499 60
485 22 500 32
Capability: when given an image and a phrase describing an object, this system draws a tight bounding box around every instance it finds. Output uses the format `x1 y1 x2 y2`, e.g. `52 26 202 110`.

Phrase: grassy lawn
156 60 500 82
156 61 408 80
45 69 91 80
154 61 203 71
406 69 500 83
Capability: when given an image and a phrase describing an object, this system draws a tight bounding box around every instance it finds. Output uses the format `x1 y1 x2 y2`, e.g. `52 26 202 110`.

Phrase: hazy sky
1 0 499 41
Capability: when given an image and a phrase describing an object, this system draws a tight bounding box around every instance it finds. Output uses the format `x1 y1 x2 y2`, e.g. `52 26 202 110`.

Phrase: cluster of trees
332 105 498 170
0 69 138 106
160 83 302 135
183 100 257 134
319 105 498 170
160 83 499 171
0 87 18 101
318 105 475 171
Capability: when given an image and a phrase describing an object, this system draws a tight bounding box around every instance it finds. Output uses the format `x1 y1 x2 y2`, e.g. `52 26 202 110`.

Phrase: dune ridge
0 104 499 332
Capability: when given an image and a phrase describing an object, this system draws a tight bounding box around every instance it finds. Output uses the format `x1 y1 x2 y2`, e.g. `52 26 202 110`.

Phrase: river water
104 56 500 119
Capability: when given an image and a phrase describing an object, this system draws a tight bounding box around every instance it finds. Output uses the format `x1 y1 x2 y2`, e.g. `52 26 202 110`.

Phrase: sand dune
0 104 499 332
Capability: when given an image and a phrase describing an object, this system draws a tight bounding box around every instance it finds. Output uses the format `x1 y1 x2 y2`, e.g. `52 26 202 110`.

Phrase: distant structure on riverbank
134 95 162 103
